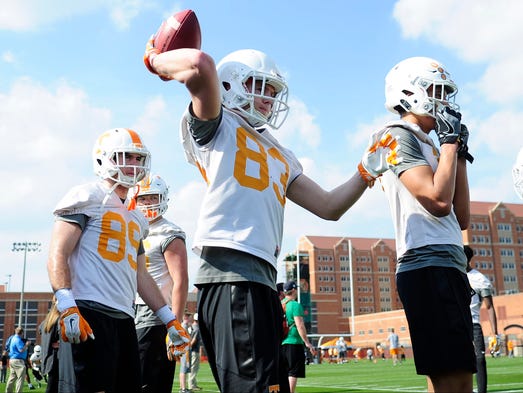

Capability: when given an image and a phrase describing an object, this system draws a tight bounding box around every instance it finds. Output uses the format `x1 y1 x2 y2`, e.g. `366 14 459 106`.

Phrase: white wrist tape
155 304 176 325
54 288 77 313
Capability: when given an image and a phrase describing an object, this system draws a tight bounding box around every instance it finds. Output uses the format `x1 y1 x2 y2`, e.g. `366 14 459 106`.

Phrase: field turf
2 356 521 392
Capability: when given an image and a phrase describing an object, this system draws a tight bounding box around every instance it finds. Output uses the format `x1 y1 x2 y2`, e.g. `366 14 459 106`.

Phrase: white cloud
0 0 149 31
2 51 15 63
393 0 523 104
278 97 321 149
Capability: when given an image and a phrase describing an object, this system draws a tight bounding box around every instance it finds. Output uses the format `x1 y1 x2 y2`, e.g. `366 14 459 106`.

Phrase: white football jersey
181 108 303 268
54 181 149 317
380 121 463 258
467 268 494 324
135 216 186 305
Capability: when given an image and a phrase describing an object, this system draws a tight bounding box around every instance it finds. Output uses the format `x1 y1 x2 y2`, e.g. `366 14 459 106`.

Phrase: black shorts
73 306 141 393
136 323 176 393
282 344 306 378
397 266 476 376
197 282 290 393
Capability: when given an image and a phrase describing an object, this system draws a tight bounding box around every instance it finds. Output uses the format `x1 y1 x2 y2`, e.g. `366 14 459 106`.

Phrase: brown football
153 10 201 53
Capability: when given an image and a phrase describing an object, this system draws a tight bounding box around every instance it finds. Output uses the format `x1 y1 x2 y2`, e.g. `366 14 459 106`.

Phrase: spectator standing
39 297 75 393
1 350 8 383
387 328 400 366
188 313 202 391
281 281 317 393
335 337 348 364
5 327 31 393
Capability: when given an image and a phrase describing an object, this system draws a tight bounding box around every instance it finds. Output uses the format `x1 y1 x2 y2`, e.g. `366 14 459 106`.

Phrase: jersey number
233 127 289 207
97 211 140 271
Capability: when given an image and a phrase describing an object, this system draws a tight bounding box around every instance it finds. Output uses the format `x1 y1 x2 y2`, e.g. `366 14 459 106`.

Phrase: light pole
12 241 41 327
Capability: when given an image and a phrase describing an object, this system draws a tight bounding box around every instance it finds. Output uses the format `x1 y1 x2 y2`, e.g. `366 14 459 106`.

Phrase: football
153 9 201 53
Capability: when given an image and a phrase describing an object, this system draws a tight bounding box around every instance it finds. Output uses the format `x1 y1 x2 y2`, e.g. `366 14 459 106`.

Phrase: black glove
457 124 474 163
435 107 461 145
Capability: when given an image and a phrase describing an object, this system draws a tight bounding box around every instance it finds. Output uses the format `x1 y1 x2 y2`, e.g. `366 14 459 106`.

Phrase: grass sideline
1 356 522 392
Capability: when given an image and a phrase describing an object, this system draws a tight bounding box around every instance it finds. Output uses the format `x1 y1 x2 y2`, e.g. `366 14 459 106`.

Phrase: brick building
286 201 523 337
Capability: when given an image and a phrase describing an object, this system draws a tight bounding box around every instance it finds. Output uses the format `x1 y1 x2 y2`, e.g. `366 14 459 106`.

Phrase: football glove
359 130 402 187
143 35 171 81
60 306 95 344
435 107 462 145
166 319 190 356
457 124 474 163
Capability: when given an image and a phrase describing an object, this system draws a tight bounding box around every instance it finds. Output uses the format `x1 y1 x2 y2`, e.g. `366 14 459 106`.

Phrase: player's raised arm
143 10 221 121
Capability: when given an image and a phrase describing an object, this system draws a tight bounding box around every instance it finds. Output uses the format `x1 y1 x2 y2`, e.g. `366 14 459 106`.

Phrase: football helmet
513 147 523 199
385 56 459 118
217 49 289 129
135 174 170 221
92 128 151 187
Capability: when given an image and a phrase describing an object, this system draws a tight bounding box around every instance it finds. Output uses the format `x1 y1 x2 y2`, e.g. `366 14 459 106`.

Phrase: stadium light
12 241 42 327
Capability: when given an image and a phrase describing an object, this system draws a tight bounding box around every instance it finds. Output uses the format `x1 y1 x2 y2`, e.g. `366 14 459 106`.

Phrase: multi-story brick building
286 201 523 336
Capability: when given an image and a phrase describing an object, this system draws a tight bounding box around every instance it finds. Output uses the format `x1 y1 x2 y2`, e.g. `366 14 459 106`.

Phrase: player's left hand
435 106 461 145
166 319 190 356
359 130 402 187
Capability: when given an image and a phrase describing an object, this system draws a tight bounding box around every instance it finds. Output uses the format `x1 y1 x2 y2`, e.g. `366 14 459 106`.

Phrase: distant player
144 11 400 392
134 173 189 393
47 128 190 392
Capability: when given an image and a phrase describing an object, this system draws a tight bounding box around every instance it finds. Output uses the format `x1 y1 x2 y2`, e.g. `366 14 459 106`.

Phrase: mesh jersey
467 268 494 324
180 108 303 268
135 216 186 306
54 181 149 317
379 120 463 258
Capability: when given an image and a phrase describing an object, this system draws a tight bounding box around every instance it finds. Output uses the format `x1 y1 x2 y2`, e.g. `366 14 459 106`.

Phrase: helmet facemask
134 174 169 221
385 57 459 118
217 49 289 129
93 128 151 188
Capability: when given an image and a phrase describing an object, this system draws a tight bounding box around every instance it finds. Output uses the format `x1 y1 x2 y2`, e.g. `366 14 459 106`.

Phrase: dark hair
464 245 473 262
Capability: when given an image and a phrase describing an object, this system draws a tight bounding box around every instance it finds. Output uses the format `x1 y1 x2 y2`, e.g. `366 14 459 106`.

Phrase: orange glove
166 319 190 356
143 35 171 81
60 306 95 344
358 130 402 187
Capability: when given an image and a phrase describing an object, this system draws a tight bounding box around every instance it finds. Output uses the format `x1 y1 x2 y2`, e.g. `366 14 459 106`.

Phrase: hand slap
359 130 402 187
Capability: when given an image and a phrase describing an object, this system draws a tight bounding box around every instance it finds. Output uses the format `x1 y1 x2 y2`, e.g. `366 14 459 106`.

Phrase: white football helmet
513 147 523 199
33 345 41 354
135 174 169 221
385 56 459 118
217 49 289 129
93 128 151 188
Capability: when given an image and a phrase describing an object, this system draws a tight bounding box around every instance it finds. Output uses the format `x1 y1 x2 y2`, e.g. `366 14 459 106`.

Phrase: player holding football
47 128 190 393
133 173 189 393
377 57 475 392
143 12 400 393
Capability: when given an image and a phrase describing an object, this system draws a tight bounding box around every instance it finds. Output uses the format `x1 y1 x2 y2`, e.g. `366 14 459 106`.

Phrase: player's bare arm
164 238 189 320
452 157 470 229
287 172 367 221
398 143 459 217
47 220 82 290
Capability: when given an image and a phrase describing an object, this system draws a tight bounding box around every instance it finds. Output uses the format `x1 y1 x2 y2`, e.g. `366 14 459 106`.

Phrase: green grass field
2 356 522 392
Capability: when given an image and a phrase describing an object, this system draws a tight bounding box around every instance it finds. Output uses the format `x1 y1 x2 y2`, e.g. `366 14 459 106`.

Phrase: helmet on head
34 345 41 353
135 174 170 221
513 147 523 199
217 49 289 129
92 128 151 188
385 56 459 118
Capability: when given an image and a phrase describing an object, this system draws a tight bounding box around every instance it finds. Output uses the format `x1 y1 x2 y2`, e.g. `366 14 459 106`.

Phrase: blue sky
1 0 523 292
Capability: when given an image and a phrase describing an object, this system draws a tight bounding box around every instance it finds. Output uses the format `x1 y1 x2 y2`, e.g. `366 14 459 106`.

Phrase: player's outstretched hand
435 106 461 145
166 319 190 356
359 130 402 187
60 306 95 344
